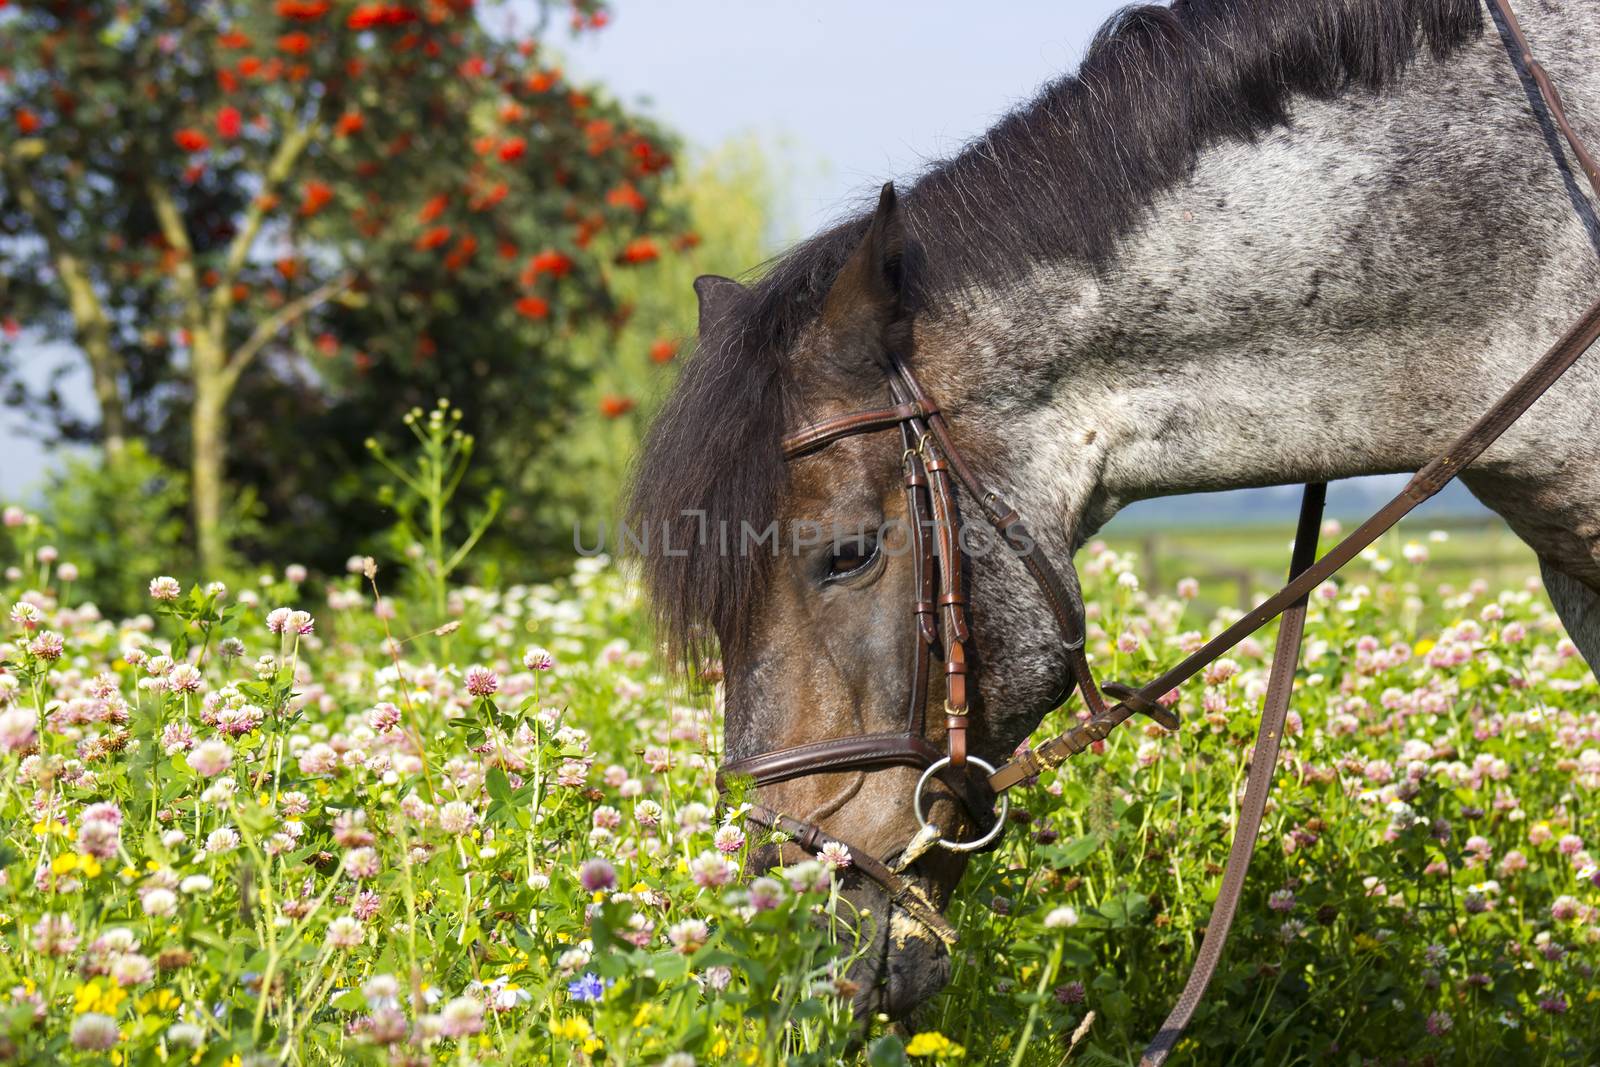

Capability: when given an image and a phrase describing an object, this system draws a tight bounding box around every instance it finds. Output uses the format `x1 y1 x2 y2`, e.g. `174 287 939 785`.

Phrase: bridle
715 0 1600 1059
721 350 1172 941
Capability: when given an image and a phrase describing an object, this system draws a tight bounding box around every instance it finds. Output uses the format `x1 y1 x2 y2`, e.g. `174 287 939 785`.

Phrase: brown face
710 187 1002 1018
658 186 1076 1019
726 407 978 1017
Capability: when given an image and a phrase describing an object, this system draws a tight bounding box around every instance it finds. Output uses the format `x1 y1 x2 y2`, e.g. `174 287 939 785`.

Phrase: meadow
1 457 1596 1065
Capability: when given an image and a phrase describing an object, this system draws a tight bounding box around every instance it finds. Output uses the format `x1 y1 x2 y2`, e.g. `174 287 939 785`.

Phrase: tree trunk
80 318 128 462
191 342 228 577
50 242 127 461
4 164 129 462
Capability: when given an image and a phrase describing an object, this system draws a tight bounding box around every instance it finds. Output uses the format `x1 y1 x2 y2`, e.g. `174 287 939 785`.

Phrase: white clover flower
167 1022 206 1048
140 888 178 917
204 827 240 855
325 915 365 950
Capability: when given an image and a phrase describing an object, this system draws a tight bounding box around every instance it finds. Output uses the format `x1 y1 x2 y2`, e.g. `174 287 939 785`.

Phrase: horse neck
922 28 1600 544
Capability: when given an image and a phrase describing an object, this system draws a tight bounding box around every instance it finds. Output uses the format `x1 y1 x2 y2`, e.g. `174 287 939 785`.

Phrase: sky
3 1 1468 520
545 1 1124 237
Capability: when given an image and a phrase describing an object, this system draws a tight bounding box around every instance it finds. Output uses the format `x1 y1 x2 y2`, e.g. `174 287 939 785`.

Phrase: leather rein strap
718 0 1600 1050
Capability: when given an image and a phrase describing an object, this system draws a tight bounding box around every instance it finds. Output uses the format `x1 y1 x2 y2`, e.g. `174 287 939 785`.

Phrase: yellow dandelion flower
1412 638 1436 657
582 1037 604 1055
905 1031 966 1058
136 988 181 1014
78 855 103 878
73 983 99 1015
51 854 78 876
551 1016 591 1042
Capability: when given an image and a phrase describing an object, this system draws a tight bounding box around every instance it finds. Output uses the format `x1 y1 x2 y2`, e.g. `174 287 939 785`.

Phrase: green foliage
366 398 500 632
0 0 685 568
30 442 191 617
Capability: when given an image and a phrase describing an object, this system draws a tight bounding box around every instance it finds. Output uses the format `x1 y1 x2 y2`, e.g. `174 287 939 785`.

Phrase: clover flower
30 913 79 956
325 916 365 950
70 1013 119 1051
438 801 476 834
689 850 736 889
365 702 401 733
464 665 499 697
439 995 485 1037
578 858 615 893
205 827 240 855
28 631 63 661
713 824 745 854
189 739 233 778
667 919 709 954
0 707 37 753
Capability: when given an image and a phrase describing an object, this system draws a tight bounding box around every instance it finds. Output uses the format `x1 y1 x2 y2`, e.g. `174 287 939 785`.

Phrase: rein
720 0 1600 1058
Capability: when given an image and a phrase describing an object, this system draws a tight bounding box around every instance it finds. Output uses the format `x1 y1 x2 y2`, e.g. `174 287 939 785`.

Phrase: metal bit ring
912 755 1008 852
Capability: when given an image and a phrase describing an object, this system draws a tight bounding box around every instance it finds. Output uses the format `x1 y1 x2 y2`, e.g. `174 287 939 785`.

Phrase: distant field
1102 516 1539 611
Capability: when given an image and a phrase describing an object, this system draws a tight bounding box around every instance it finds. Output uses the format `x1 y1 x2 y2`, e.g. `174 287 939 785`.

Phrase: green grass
0 510 1593 1066
1104 518 1538 613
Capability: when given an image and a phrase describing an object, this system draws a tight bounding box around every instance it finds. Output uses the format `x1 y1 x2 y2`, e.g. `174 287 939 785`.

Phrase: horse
628 0 1600 1025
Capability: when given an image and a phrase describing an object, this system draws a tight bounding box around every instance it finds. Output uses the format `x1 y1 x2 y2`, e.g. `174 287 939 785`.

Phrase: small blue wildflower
567 973 607 1003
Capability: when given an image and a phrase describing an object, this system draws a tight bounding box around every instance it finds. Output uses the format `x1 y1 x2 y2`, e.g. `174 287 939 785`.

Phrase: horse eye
826 537 879 580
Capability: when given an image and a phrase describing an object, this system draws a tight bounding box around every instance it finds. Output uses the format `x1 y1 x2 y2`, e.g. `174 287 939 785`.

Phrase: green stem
1009 937 1064 1067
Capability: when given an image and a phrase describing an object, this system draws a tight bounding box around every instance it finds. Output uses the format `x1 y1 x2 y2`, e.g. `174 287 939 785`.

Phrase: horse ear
693 275 745 335
821 182 905 356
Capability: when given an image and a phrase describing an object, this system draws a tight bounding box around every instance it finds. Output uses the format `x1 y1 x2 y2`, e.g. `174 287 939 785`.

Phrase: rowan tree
0 0 679 572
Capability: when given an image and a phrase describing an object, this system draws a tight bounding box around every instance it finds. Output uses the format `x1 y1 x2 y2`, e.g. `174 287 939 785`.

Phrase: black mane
629 0 1483 666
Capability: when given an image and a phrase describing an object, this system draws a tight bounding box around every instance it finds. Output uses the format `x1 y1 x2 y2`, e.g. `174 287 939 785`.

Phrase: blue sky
548 1 1126 236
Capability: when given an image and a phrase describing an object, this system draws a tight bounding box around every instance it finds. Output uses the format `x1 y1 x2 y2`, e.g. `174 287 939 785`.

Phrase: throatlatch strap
1137 484 1324 1067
